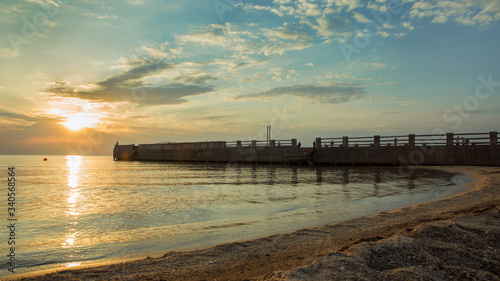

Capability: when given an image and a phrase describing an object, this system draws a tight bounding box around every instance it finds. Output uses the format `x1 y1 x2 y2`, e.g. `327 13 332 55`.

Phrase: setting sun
61 113 100 131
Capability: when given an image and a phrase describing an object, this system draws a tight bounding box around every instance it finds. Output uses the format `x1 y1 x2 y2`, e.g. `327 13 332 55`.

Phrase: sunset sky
1 0 499 155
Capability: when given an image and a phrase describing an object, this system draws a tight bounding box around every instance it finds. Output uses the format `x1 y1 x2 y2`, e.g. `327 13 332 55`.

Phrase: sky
0 0 499 155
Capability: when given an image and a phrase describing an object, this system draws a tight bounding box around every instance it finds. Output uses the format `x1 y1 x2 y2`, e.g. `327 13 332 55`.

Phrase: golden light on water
68 192 78 204
67 209 80 216
66 155 81 216
67 155 81 189
65 262 82 268
62 231 77 248
64 156 83 250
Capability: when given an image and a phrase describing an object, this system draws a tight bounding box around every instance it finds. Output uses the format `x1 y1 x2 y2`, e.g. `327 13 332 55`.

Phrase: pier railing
226 139 297 148
318 131 498 148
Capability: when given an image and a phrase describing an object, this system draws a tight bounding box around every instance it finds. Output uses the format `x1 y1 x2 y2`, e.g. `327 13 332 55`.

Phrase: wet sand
11 166 500 280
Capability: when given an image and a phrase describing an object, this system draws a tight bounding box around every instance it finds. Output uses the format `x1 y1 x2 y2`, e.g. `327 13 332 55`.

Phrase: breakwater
113 132 500 166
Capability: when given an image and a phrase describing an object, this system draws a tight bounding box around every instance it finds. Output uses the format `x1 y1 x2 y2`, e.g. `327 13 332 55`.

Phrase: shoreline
10 166 500 280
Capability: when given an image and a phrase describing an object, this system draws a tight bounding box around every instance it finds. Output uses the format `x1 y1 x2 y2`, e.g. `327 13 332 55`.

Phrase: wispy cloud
352 11 371 23
235 83 366 104
263 26 312 42
407 0 500 28
0 48 19 59
0 110 36 131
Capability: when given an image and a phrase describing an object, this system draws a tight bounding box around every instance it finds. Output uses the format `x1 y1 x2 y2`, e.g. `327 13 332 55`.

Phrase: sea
0 155 469 277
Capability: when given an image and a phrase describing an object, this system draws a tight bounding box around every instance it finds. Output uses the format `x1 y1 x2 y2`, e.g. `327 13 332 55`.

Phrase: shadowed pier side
113 131 500 166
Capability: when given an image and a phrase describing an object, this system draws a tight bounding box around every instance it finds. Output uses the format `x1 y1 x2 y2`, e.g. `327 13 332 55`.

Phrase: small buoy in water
43 158 47 161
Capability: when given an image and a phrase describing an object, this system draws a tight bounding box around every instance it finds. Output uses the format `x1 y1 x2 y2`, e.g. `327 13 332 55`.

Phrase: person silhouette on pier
313 141 316 148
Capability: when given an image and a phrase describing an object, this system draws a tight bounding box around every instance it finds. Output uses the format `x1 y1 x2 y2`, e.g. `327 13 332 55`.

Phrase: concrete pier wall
113 132 500 166
312 145 500 166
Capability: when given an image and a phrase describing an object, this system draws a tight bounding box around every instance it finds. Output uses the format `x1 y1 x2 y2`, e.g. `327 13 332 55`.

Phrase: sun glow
61 113 101 131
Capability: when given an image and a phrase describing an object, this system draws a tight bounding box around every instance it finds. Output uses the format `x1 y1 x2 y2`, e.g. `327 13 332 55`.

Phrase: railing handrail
319 131 497 147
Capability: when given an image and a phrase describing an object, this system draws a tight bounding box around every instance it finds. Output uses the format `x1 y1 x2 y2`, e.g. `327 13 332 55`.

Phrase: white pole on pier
266 125 271 147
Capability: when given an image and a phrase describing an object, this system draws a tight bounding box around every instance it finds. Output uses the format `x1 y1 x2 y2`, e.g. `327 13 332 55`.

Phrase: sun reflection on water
67 155 81 188
65 262 82 268
64 155 83 253
62 231 77 248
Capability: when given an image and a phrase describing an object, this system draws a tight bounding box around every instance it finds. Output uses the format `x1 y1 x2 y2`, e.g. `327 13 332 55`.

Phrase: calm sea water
0 155 466 276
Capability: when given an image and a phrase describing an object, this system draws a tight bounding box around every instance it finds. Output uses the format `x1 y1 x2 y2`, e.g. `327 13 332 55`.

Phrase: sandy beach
10 166 500 281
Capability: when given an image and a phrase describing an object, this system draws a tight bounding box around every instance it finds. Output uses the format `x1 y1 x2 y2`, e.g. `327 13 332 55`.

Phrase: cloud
326 0 362 12
86 13 118 20
47 81 214 105
235 83 366 103
96 60 174 88
408 0 500 28
240 4 285 17
296 0 322 17
129 84 215 105
128 0 146 5
315 14 353 40
256 41 314 56
0 111 36 131
44 58 214 105
264 27 312 42
172 74 217 84
0 115 114 155
139 45 171 59
0 4 23 23
432 15 447 23
26 0 62 7
177 22 315 58
401 21 414 30
177 24 229 46
352 11 371 23
235 0 498 46
0 48 18 59
201 114 231 121
378 31 390 37
351 62 388 69
366 2 388 12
